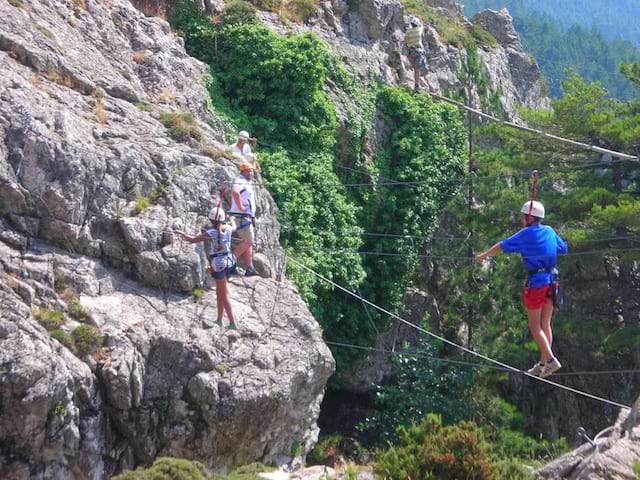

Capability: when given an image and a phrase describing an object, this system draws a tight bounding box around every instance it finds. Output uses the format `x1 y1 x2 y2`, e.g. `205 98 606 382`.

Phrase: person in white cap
474 200 568 378
405 17 428 91
230 130 257 160
175 207 238 329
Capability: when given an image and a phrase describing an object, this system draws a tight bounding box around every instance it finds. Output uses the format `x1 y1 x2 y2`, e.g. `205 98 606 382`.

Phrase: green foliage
34 308 65 331
261 150 365 312
51 402 67 417
35 24 55 41
71 325 102 356
113 457 207 480
633 460 640 478
135 102 153 112
54 271 67 292
159 112 203 143
359 340 473 444
230 463 275 475
50 329 74 350
223 1 258 26
68 301 87 321
307 434 346 465
192 288 204 302
134 196 151 215
375 414 498 480
8 0 24 8
248 0 280 12
621 62 640 87
212 25 337 152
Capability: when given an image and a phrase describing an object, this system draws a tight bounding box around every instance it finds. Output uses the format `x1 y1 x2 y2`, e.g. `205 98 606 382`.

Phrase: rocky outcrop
536 398 640 479
259 0 549 120
0 0 334 477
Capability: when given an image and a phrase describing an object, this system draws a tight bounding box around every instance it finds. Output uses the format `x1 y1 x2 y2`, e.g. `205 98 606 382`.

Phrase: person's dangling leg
527 307 553 363
541 300 554 351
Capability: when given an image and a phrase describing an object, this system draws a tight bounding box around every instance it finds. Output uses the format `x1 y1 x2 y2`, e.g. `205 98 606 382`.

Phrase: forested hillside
462 1 640 99
462 0 640 47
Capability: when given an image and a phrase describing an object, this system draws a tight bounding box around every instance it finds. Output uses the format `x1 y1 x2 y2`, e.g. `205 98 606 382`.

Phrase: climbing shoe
228 323 238 330
244 266 259 277
527 362 544 377
539 358 562 378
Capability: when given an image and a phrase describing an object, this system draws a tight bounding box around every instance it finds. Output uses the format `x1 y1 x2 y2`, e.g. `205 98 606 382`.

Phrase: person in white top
405 17 428 91
230 130 256 160
175 208 238 329
228 161 258 277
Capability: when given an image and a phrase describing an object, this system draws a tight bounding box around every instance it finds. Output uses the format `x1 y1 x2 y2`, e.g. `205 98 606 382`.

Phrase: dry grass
132 50 148 64
31 71 42 87
95 98 108 125
45 68 75 89
157 89 177 104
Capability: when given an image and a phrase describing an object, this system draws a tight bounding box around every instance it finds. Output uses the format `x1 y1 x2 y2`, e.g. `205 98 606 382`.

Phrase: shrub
34 308 66 331
159 112 203 143
633 460 640 477
223 1 258 25
250 0 280 12
134 196 151 215
8 0 24 8
359 340 473 444
54 271 67 292
50 329 74 350
135 102 153 112
71 325 102 356
375 414 498 480
113 457 207 480
192 288 204 302
68 301 87 321
307 434 345 465
283 0 316 22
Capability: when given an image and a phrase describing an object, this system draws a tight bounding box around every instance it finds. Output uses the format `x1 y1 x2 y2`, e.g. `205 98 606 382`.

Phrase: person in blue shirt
474 201 568 378
175 208 238 329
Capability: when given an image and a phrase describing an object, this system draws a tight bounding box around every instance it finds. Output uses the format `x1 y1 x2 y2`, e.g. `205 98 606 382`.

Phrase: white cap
238 130 250 140
520 200 545 219
209 207 226 222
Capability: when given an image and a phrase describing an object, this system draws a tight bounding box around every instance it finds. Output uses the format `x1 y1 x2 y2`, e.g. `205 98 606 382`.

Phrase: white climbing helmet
238 130 250 140
209 207 226 223
520 200 545 219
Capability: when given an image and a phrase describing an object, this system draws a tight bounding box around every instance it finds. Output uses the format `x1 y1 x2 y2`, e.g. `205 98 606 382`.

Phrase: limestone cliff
0 0 333 477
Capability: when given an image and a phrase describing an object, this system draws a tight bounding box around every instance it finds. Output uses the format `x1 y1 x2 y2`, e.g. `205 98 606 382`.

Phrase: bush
68 301 87 321
283 0 317 22
193 288 204 302
223 1 258 25
159 112 203 143
375 414 498 480
50 329 74 350
359 340 473 444
34 308 65 331
113 457 207 480
134 196 151 215
71 325 102 356
249 0 280 12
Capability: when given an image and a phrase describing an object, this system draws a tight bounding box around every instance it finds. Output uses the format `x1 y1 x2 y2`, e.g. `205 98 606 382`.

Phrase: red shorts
522 285 552 310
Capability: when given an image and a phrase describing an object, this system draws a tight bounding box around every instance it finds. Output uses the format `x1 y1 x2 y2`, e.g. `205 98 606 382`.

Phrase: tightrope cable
288 257 633 410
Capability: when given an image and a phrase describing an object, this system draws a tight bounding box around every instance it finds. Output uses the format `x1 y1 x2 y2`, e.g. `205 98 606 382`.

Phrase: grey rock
472 8 520 47
536 399 640 479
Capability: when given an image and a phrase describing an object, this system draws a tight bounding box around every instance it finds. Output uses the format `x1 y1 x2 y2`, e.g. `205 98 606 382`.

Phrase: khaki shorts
232 217 254 244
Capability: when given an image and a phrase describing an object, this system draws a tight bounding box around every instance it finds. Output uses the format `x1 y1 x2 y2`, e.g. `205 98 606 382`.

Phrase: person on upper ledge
229 161 259 277
405 16 429 91
230 130 256 159
474 200 568 379
230 130 262 178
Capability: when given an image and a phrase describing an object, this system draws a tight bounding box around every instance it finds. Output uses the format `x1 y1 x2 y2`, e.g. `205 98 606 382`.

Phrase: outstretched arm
474 242 502 264
174 230 210 244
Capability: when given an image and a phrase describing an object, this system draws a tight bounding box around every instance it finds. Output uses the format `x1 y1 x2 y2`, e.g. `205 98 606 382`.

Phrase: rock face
536 398 640 479
260 0 549 120
0 0 334 477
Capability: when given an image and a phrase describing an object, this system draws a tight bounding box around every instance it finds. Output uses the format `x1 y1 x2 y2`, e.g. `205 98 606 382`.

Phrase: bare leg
414 67 420 90
233 241 250 267
527 307 553 363
541 300 554 351
215 280 224 323
216 278 235 324
243 243 254 269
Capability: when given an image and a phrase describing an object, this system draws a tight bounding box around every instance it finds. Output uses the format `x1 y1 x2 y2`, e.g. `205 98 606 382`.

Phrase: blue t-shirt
500 224 568 288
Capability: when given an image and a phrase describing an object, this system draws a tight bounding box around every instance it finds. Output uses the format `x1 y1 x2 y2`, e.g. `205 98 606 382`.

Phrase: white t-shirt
229 175 255 217
230 142 252 159
207 227 234 272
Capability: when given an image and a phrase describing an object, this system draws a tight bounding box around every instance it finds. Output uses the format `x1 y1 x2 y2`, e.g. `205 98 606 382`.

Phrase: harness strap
211 252 230 258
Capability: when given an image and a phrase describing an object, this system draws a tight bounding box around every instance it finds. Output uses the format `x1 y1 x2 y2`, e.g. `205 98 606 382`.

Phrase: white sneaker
540 358 562 378
527 362 544 376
